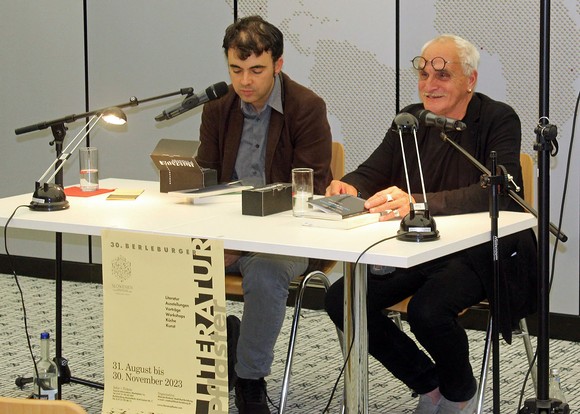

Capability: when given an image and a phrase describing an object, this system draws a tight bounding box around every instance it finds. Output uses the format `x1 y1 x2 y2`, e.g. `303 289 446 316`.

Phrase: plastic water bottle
32 332 59 400
548 368 567 404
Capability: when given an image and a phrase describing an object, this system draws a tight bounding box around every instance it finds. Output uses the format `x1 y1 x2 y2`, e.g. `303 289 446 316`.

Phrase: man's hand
325 180 358 197
365 186 415 222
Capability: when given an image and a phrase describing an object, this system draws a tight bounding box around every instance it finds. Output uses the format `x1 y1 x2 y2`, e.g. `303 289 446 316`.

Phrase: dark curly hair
222 15 283 62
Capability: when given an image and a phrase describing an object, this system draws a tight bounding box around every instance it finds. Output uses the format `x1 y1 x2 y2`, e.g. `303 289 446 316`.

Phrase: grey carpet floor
1 274 578 413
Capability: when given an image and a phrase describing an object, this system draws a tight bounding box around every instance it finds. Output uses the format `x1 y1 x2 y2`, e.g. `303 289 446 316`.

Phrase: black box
150 139 217 193
242 183 292 216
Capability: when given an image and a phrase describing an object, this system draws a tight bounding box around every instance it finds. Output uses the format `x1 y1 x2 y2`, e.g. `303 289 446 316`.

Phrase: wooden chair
0 396 88 414
384 153 537 412
330 140 346 181
519 152 534 203
225 141 345 414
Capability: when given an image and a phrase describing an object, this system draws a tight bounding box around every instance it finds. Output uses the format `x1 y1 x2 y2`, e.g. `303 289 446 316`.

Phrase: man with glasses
325 34 537 413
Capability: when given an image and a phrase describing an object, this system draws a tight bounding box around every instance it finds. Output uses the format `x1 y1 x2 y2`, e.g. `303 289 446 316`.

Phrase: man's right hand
325 180 358 197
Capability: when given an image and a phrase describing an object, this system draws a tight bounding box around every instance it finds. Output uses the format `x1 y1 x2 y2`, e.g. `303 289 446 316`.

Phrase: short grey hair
421 34 480 76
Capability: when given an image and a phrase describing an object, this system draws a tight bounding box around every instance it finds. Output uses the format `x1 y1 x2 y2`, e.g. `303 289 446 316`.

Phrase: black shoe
227 315 241 391
235 377 271 414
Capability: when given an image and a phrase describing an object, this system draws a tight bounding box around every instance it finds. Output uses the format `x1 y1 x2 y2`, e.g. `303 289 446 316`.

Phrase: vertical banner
101 230 228 414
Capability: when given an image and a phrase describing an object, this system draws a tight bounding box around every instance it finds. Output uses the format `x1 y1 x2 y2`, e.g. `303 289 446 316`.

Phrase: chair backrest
520 153 534 205
0 396 88 414
331 141 345 179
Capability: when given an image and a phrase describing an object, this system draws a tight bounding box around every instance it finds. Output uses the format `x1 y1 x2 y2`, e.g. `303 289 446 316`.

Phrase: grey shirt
233 75 283 187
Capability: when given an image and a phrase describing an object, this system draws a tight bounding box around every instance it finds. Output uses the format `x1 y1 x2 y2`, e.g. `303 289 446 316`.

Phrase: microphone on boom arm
417 109 467 131
155 81 229 121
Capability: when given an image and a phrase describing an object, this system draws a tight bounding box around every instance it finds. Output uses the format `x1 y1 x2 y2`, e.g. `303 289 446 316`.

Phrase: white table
0 178 536 413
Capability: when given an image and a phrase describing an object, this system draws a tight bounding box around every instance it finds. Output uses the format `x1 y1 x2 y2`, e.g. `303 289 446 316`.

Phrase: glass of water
292 167 313 216
79 147 99 191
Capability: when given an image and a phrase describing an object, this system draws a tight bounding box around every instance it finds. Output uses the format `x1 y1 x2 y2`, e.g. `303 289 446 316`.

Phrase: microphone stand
519 1 569 413
15 87 195 396
15 88 193 136
518 121 569 414
437 130 567 414
485 151 503 414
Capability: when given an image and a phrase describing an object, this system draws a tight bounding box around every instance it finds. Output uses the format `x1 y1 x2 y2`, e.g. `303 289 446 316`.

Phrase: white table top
0 178 536 268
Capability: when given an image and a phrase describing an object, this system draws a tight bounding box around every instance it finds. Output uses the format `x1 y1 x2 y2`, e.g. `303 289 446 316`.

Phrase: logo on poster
112 255 132 282
110 255 134 294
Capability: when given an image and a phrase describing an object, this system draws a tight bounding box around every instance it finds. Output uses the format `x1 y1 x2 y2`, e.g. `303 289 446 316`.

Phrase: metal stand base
58 357 104 390
519 399 570 414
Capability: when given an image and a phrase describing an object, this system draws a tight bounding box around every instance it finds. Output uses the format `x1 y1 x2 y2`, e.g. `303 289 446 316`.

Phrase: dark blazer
342 93 537 342
196 72 333 195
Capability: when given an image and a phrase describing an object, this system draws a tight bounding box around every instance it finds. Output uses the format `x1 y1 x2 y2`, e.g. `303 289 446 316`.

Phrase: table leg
342 262 368 413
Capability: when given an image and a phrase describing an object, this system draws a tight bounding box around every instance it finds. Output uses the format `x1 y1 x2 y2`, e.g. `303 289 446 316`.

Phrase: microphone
155 81 229 121
418 109 467 131
390 112 440 242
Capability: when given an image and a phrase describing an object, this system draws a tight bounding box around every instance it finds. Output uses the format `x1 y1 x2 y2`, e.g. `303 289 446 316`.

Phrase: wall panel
1 0 578 315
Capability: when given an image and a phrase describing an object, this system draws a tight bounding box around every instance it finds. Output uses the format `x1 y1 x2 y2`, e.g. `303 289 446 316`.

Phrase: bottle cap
40 332 50 340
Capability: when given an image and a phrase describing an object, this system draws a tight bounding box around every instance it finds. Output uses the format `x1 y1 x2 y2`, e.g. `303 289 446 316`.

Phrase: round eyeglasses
411 56 459 71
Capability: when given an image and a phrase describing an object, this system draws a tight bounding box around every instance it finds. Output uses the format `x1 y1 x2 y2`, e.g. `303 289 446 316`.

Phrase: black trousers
325 252 485 402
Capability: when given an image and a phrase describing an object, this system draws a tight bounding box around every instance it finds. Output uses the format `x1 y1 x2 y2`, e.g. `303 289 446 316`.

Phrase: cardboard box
150 139 217 193
242 183 292 216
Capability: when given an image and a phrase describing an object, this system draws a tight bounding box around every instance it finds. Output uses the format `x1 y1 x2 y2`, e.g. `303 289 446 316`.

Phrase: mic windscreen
207 82 229 100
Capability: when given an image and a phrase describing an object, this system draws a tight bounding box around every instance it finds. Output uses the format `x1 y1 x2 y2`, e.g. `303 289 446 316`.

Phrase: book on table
306 194 369 220
301 194 380 229
169 181 253 200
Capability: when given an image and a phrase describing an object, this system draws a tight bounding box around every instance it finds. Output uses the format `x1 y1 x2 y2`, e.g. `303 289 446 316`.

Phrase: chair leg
278 270 332 414
387 311 403 330
386 311 417 398
476 314 493 414
476 316 537 414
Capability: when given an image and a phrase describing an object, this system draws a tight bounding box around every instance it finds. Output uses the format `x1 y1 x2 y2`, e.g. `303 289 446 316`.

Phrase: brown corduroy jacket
196 72 333 195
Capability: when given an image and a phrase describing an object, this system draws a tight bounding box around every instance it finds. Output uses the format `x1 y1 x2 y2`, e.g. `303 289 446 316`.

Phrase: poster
101 229 228 413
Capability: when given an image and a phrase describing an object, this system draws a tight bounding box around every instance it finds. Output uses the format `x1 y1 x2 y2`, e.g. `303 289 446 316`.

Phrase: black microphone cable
322 232 407 413
3 204 43 396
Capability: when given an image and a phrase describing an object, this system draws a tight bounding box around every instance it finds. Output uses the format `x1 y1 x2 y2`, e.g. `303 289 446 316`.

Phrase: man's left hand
365 186 415 221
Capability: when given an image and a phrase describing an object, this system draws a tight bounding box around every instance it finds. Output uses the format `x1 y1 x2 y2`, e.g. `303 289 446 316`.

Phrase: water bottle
32 332 59 400
548 367 567 404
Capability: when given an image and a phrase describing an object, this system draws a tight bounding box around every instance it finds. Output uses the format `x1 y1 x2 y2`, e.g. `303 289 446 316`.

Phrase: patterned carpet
1 274 578 413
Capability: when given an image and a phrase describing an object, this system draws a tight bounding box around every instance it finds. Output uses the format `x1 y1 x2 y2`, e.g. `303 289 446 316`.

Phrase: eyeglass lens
412 56 448 71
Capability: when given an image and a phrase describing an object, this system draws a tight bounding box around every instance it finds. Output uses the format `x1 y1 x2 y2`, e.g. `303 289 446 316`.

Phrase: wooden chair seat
0 396 88 414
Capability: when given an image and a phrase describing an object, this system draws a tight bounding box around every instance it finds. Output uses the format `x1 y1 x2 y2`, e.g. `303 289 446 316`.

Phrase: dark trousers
324 253 485 402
